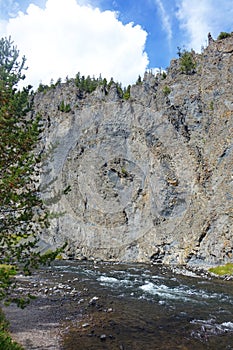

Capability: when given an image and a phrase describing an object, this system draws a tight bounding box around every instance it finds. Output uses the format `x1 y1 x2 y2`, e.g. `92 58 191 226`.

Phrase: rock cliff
33 35 233 267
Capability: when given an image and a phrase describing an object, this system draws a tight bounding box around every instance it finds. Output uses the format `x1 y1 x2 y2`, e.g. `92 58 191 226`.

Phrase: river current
40 261 233 350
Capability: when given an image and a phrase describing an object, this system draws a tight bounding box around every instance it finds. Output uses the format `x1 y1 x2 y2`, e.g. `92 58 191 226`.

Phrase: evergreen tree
0 37 56 305
179 49 196 75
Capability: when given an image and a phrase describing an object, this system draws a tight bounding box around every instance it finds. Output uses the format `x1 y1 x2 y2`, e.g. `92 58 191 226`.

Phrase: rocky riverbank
4 261 233 350
3 271 78 350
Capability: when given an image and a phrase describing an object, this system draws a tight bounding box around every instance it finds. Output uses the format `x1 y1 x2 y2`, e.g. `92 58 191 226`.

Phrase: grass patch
209 263 233 276
0 264 16 275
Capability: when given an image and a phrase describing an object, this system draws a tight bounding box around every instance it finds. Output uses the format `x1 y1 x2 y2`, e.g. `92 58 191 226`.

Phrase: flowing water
42 261 233 349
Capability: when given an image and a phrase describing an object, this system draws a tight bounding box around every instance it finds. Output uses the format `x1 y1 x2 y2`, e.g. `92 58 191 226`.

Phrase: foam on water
139 281 196 302
98 275 135 288
190 318 233 337
221 321 233 330
139 280 233 305
98 276 120 284
98 275 211 303
52 262 233 309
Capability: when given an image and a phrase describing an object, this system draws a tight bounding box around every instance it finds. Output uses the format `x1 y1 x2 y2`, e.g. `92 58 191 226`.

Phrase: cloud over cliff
1 0 148 88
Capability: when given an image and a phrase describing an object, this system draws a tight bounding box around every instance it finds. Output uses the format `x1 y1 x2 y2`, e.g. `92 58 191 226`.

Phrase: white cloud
0 0 148 88
176 0 233 51
155 0 172 48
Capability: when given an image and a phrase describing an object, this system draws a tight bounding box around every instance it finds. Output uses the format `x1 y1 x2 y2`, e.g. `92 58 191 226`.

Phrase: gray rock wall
33 36 233 267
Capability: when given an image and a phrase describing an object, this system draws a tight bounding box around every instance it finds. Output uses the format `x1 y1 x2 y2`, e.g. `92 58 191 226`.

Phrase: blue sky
99 0 178 69
0 0 232 87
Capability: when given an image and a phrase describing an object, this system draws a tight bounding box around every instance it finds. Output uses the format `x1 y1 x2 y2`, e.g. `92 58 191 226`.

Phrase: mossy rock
209 263 233 276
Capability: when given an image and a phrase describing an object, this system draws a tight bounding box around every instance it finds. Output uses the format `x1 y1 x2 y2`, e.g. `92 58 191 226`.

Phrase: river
6 260 233 349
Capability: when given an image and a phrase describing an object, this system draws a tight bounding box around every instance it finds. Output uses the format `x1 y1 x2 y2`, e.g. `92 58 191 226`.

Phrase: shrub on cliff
178 48 196 75
217 31 231 40
163 85 171 96
58 100 71 113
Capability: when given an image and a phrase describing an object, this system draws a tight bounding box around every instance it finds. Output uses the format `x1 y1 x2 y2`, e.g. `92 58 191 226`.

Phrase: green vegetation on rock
217 32 231 40
178 48 196 74
163 85 171 96
37 71 132 100
75 72 101 93
123 85 131 100
209 101 214 111
209 263 233 276
58 100 71 113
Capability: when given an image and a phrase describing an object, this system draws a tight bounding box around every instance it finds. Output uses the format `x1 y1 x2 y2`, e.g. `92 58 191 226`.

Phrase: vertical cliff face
33 35 233 267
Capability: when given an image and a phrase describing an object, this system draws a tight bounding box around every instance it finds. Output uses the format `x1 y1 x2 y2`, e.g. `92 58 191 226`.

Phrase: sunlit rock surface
33 35 233 267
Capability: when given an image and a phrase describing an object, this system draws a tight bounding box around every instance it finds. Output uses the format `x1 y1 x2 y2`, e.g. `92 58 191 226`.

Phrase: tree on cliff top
0 37 57 306
177 47 196 75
